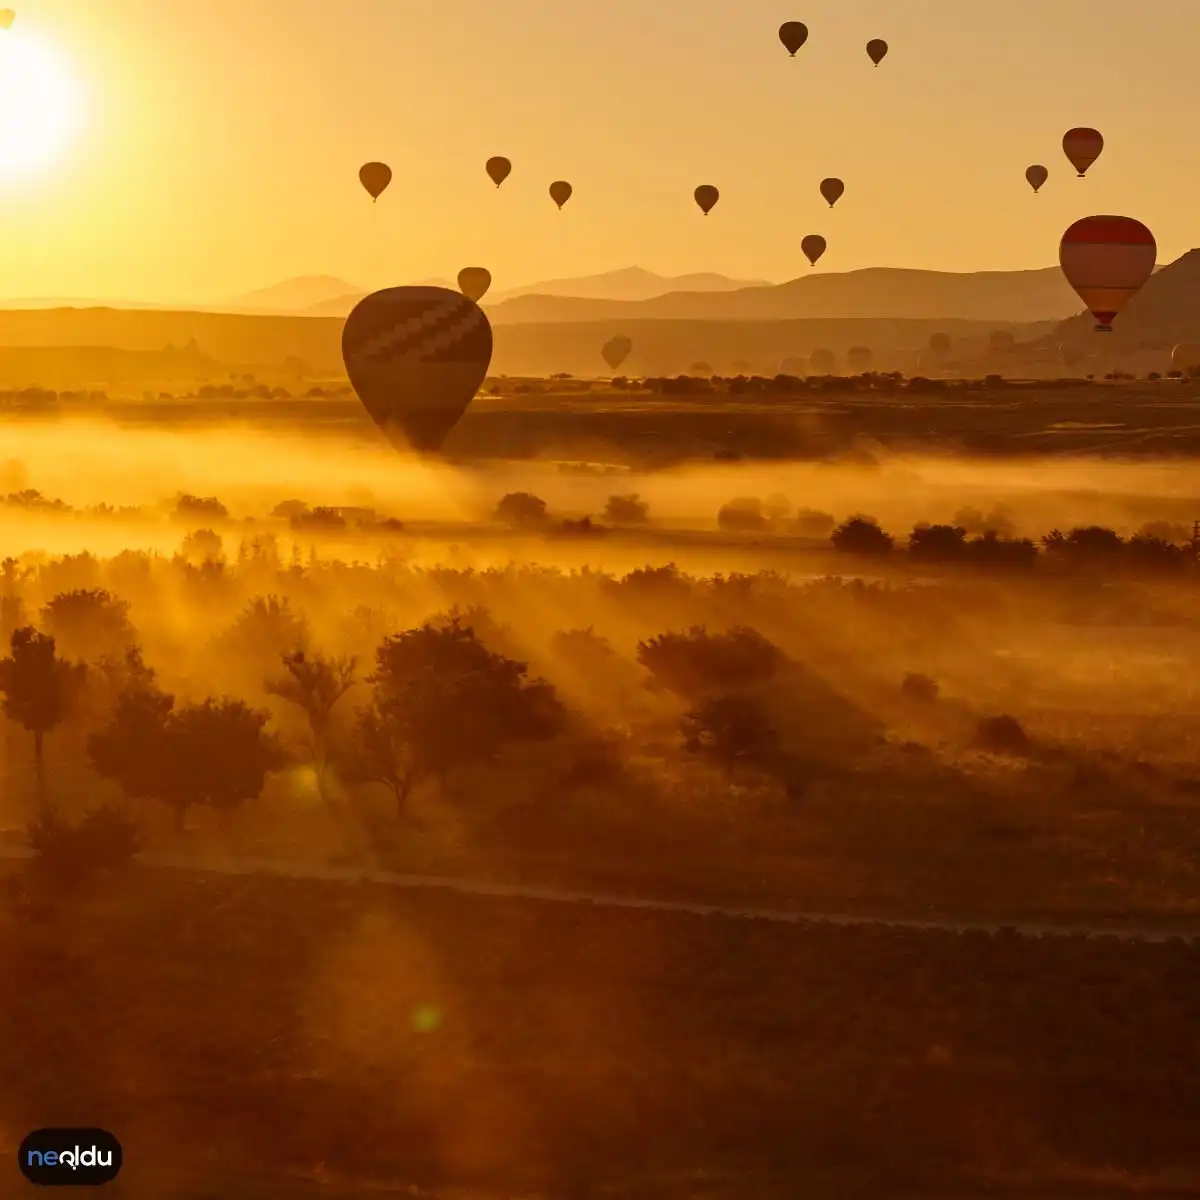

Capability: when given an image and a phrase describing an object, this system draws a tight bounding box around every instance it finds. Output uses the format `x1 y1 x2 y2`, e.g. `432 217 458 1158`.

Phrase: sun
0 28 80 178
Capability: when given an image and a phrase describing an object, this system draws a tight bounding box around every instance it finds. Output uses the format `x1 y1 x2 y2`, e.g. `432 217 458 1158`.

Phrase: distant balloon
690 361 713 377
778 21 808 56
801 234 826 266
602 335 632 371
694 184 719 215
358 162 391 202
820 178 845 208
847 345 873 373
342 286 492 453
809 348 836 374
1058 214 1156 332
780 356 807 376
0 10 14 29
1171 343 1200 373
549 180 572 209
866 38 888 66
485 157 511 188
1025 164 1048 193
928 332 952 355
989 330 1015 353
457 267 491 302
1062 128 1104 177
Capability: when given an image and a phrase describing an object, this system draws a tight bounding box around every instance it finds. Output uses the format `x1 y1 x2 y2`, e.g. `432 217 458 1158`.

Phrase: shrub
717 497 768 532
909 524 967 561
975 714 1029 755
26 804 142 891
495 492 548 526
604 494 649 524
637 626 785 698
831 515 893 556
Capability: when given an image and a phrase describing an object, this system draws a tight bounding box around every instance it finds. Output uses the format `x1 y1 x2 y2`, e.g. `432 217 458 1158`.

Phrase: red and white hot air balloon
1058 215 1155 332
1062 127 1103 177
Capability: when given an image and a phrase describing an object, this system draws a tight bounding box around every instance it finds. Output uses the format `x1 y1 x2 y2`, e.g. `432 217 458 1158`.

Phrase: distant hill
300 280 452 316
487 266 1081 325
224 276 365 313
489 266 770 304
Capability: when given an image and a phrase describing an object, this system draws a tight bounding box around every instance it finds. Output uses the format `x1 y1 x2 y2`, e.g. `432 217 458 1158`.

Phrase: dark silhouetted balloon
847 345 872 372
809 348 836 373
457 267 491 302
694 184 719 215
819 178 844 207
602 335 632 371
1062 128 1103 177
358 162 391 201
1172 343 1200 373
928 332 952 355
485 157 511 188
778 22 808 56
1025 164 1048 193
549 180 572 209
1058 214 1155 332
866 38 888 65
801 234 826 265
0 10 14 29
342 286 493 453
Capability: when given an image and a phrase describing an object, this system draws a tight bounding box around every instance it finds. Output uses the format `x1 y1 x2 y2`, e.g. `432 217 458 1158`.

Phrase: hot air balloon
485 157 511 188
602 335 632 371
778 21 808 56
801 234 826 266
1025 165 1048 193
820 178 845 207
1062 128 1103 177
780 356 807 376
809 349 836 374
928 332 952 355
1172 343 1200 374
866 38 888 66
989 329 1015 353
1058 215 1156 332
549 180 572 209
694 185 719 215
847 346 873 373
358 162 391 202
0 11 15 29
342 286 493 454
690 361 713 377
457 267 491 302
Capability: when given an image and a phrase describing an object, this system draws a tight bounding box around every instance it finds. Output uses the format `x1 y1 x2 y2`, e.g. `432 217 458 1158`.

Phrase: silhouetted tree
604 494 649 524
909 523 967 562
0 628 87 810
682 694 778 779
717 497 768 532
831 515 893 556
40 588 137 663
637 626 784 698
174 493 228 522
178 528 224 565
265 649 358 789
900 672 940 703
1043 525 1124 567
975 714 1030 755
219 595 309 666
291 506 346 531
495 492 548 526
792 508 835 537
1125 534 1185 574
965 531 1038 571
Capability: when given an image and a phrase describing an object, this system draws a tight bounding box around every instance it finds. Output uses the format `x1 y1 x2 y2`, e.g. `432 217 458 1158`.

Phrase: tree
908 523 967 562
495 492 548 526
792 508 835 537
174 493 228 522
178 528 225 565
219 595 309 667
1043 525 1124 567
350 619 565 811
265 649 358 790
965 532 1038 571
637 626 785 698
0 627 87 810
682 694 778 779
603 494 649 524
717 497 768 532
40 588 137 662
831 516 893 556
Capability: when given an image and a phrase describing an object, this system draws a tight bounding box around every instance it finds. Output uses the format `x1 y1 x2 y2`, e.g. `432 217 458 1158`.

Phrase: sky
0 0 1196 303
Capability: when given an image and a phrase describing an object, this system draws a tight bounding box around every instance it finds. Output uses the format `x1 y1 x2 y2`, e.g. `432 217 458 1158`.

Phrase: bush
26 804 142 890
831 515 893 556
909 524 966 562
496 492 548 526
900 673 939 703
717 497 768 532
637 626 785 698
604 494 649 524
965 532 1038 571
975 714 1030 755
792 508 835 537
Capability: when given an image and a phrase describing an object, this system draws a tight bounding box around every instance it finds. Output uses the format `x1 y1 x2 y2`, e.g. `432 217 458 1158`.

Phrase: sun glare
0 29 80 178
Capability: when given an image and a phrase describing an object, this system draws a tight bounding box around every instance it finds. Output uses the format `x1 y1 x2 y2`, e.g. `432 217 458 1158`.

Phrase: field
5 377 1200 1197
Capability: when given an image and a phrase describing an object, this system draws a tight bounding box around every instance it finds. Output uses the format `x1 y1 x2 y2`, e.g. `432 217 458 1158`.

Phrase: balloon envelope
694 184 719 215
602 335 632 371
1172 343 1200 372
820 177 845 207
809 349 836 373
549 180 572 208
485 156 511 187
1062 128 1103 177
778 21 808 55
1025 164 1048 193
928 332 952 354
847 346 873 372
866 38 888 65
342 286 493 453
0 11 14 29
359 162 391 201
801 234 826 265
457 267 491 302
1058 214 1156 331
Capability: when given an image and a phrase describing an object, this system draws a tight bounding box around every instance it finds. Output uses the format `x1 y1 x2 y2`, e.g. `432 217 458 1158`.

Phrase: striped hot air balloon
1062 128 1103 177
341 286 493 453
1058 215 1156 332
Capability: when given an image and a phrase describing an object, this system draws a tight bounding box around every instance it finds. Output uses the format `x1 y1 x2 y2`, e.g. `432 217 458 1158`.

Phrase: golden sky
0 0 1196 302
